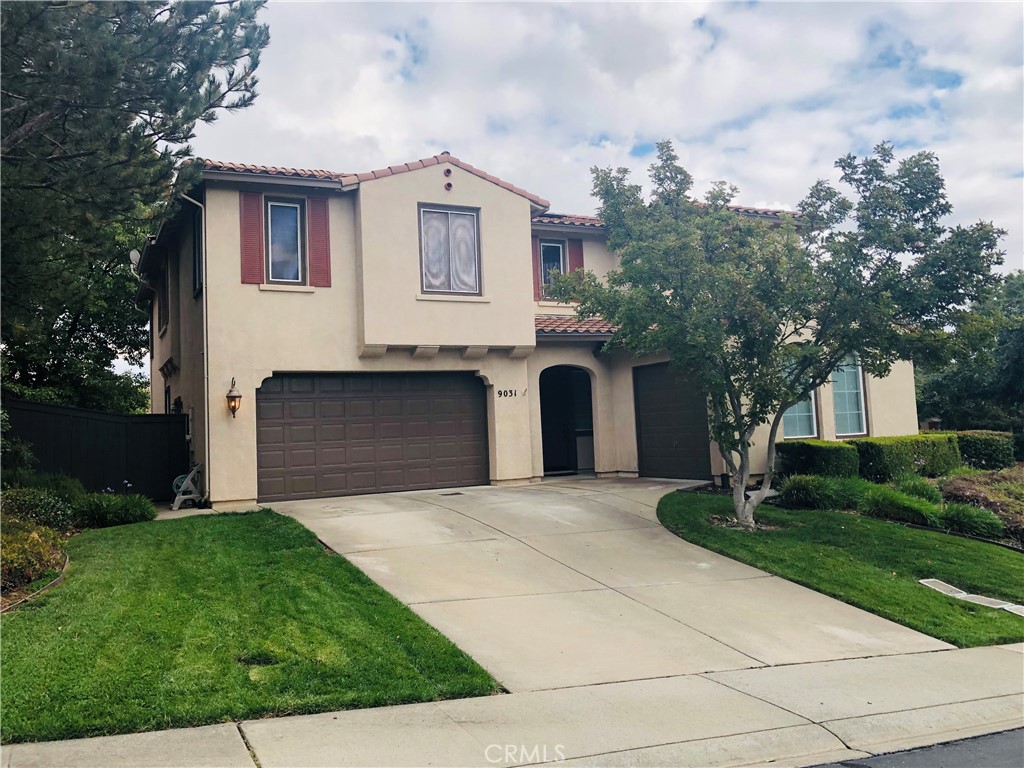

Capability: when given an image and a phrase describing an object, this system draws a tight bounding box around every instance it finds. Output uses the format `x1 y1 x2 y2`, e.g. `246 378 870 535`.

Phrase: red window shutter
532 236 541 300
239 191 264 284
307 197 331 287
568 238 584 272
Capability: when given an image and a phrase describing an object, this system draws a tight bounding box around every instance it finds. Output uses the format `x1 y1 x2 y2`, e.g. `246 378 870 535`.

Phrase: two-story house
140 152 920 507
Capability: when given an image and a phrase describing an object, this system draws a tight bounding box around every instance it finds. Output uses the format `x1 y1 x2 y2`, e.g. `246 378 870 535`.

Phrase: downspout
179 193 211 505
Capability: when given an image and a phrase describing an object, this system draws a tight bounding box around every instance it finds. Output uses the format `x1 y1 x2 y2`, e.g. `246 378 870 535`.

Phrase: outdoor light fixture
226 378 242 418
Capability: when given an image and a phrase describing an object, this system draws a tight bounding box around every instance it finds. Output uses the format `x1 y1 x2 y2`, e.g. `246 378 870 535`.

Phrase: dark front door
633 363 712 480
540 366 594 475
256 372 489 502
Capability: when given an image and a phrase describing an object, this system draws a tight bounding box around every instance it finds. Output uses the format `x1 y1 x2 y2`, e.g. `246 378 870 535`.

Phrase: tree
917 271 1024 456
551 141 1004 528
1 1 269 411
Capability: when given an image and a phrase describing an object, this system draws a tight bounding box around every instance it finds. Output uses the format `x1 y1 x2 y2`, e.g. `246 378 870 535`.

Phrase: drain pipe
179 193 212 506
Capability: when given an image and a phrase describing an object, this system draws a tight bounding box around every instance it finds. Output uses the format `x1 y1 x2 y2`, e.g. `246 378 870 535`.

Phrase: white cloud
192 1 1023 273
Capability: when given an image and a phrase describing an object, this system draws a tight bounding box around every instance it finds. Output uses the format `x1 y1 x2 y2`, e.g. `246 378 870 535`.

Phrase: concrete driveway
273 477 950 692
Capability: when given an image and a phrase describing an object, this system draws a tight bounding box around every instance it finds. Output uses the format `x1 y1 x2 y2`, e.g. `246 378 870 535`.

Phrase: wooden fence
3 398 190 501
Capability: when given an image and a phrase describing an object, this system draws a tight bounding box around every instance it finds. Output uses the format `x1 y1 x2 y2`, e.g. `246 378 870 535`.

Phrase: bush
857 486 942 526
832 476 876 509
940 466 1024 544
892 474 943 505
776 439 859 478
778 475 839 509
1 517 63 590
847 434 961 482
955 431 1015 470
2 469 86 501
74 493 157 529
935 503 1005 539
1 487 75 531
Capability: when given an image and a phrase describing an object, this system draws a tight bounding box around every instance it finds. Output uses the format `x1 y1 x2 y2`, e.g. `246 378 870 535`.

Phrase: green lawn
0 511 499 744
658 493 1024 649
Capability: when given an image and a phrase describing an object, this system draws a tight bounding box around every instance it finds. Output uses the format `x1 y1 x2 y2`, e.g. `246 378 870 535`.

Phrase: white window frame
832 356 868 437
782 391 819 439
265 198 305 285
539 239 567 295
419 205 481 295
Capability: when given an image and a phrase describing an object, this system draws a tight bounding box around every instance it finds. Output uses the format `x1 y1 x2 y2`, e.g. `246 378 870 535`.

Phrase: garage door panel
257 372 489 501
320 401 345 418
634 363 712 480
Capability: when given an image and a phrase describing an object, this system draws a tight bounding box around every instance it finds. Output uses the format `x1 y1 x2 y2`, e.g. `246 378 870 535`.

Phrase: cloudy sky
192 1 1024 273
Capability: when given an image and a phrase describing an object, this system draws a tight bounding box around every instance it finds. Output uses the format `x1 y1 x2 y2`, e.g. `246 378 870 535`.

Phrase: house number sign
497 389 520 398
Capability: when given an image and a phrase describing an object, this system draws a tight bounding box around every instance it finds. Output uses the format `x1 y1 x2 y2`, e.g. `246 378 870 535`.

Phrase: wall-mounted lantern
226 378 242 418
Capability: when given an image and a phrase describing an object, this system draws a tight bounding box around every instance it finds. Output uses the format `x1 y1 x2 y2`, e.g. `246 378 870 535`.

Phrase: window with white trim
265 198 305 284
540 239 566 295
420 206 480 294
832 356 866 436
782 393 818 439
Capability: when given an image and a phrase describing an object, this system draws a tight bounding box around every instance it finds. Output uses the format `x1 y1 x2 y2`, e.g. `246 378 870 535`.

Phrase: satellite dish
129 249 141 268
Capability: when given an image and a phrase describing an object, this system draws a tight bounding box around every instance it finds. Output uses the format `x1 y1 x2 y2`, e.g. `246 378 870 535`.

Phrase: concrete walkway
6 478 1023 767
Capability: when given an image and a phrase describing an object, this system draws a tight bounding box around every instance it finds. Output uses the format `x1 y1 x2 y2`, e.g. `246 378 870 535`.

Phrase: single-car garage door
633 362 712 480
256 372 489 502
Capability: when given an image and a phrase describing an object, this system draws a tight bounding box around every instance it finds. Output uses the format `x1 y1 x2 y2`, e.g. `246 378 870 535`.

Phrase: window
539 240 566 296
192 208 203 298
782 393 818 439
833 356 866 436
420 206 480 294
265 198 305 284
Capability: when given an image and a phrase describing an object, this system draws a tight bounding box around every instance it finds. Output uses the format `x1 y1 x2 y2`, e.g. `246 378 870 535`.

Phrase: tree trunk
729 443 756 530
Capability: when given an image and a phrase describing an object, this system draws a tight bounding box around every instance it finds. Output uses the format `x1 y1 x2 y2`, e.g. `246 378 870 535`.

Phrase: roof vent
439 150 450 156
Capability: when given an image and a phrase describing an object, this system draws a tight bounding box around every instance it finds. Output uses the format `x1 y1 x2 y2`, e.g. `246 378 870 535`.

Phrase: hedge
847 433 961 482
1 487 75 531
775 439 860 478
955 431 1015 471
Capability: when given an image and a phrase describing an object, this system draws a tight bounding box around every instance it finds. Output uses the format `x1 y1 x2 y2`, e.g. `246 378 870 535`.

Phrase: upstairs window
833 356 867 436
420 205 480 294
540 240 566 295
265 198 306 284
782 393 817 439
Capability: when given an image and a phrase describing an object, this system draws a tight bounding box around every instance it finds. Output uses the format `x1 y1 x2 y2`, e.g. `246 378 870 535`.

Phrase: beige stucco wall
357 163 536 350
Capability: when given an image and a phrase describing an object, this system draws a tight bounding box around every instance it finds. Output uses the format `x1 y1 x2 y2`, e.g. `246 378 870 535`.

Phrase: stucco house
140 152 919 507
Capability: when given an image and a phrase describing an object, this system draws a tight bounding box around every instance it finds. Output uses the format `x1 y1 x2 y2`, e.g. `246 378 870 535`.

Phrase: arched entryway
540 365 595 476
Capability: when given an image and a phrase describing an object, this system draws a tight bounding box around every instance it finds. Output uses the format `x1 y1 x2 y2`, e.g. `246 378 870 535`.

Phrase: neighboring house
140 152 919 506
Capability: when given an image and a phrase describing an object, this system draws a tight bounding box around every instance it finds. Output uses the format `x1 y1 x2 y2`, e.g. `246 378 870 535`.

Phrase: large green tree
1 1 269 412
551 141 1004 528
917 271 1024 455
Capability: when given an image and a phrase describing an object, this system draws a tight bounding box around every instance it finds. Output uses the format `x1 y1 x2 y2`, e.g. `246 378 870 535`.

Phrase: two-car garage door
256 373 488 502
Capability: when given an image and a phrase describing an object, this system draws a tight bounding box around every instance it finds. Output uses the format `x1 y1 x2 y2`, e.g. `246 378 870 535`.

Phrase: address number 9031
497 389 518 398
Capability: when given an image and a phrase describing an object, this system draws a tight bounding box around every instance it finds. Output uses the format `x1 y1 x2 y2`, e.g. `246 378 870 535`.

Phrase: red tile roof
535 315 618 336
532 212 605 228
532 205 797 229
202 152 550 209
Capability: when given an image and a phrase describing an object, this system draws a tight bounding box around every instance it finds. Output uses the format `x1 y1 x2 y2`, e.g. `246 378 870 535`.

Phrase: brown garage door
256 372 489 502
633 363 712 480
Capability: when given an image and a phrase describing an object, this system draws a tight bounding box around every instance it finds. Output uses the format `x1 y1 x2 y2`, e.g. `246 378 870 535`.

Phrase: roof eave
202 168 344 190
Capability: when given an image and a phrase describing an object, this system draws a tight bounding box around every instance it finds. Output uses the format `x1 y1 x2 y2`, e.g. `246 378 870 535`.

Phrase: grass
0 511 499 744
658 493 1024 649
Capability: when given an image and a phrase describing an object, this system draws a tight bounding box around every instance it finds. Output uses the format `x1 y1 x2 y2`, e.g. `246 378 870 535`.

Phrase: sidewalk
5 645 1022 767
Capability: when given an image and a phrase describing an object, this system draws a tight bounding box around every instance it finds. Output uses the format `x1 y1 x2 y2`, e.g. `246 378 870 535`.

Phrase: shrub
775 439 859 478
857 486 942 526
847 434 961 482
955 431 1015 470
940 466 1024 544
1 487 75 531
935 503 1005 539
2 469 86 501
74 493 157 529
892 474 943 505
832 476 875 509
0 517 63 590
778 475 839 509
